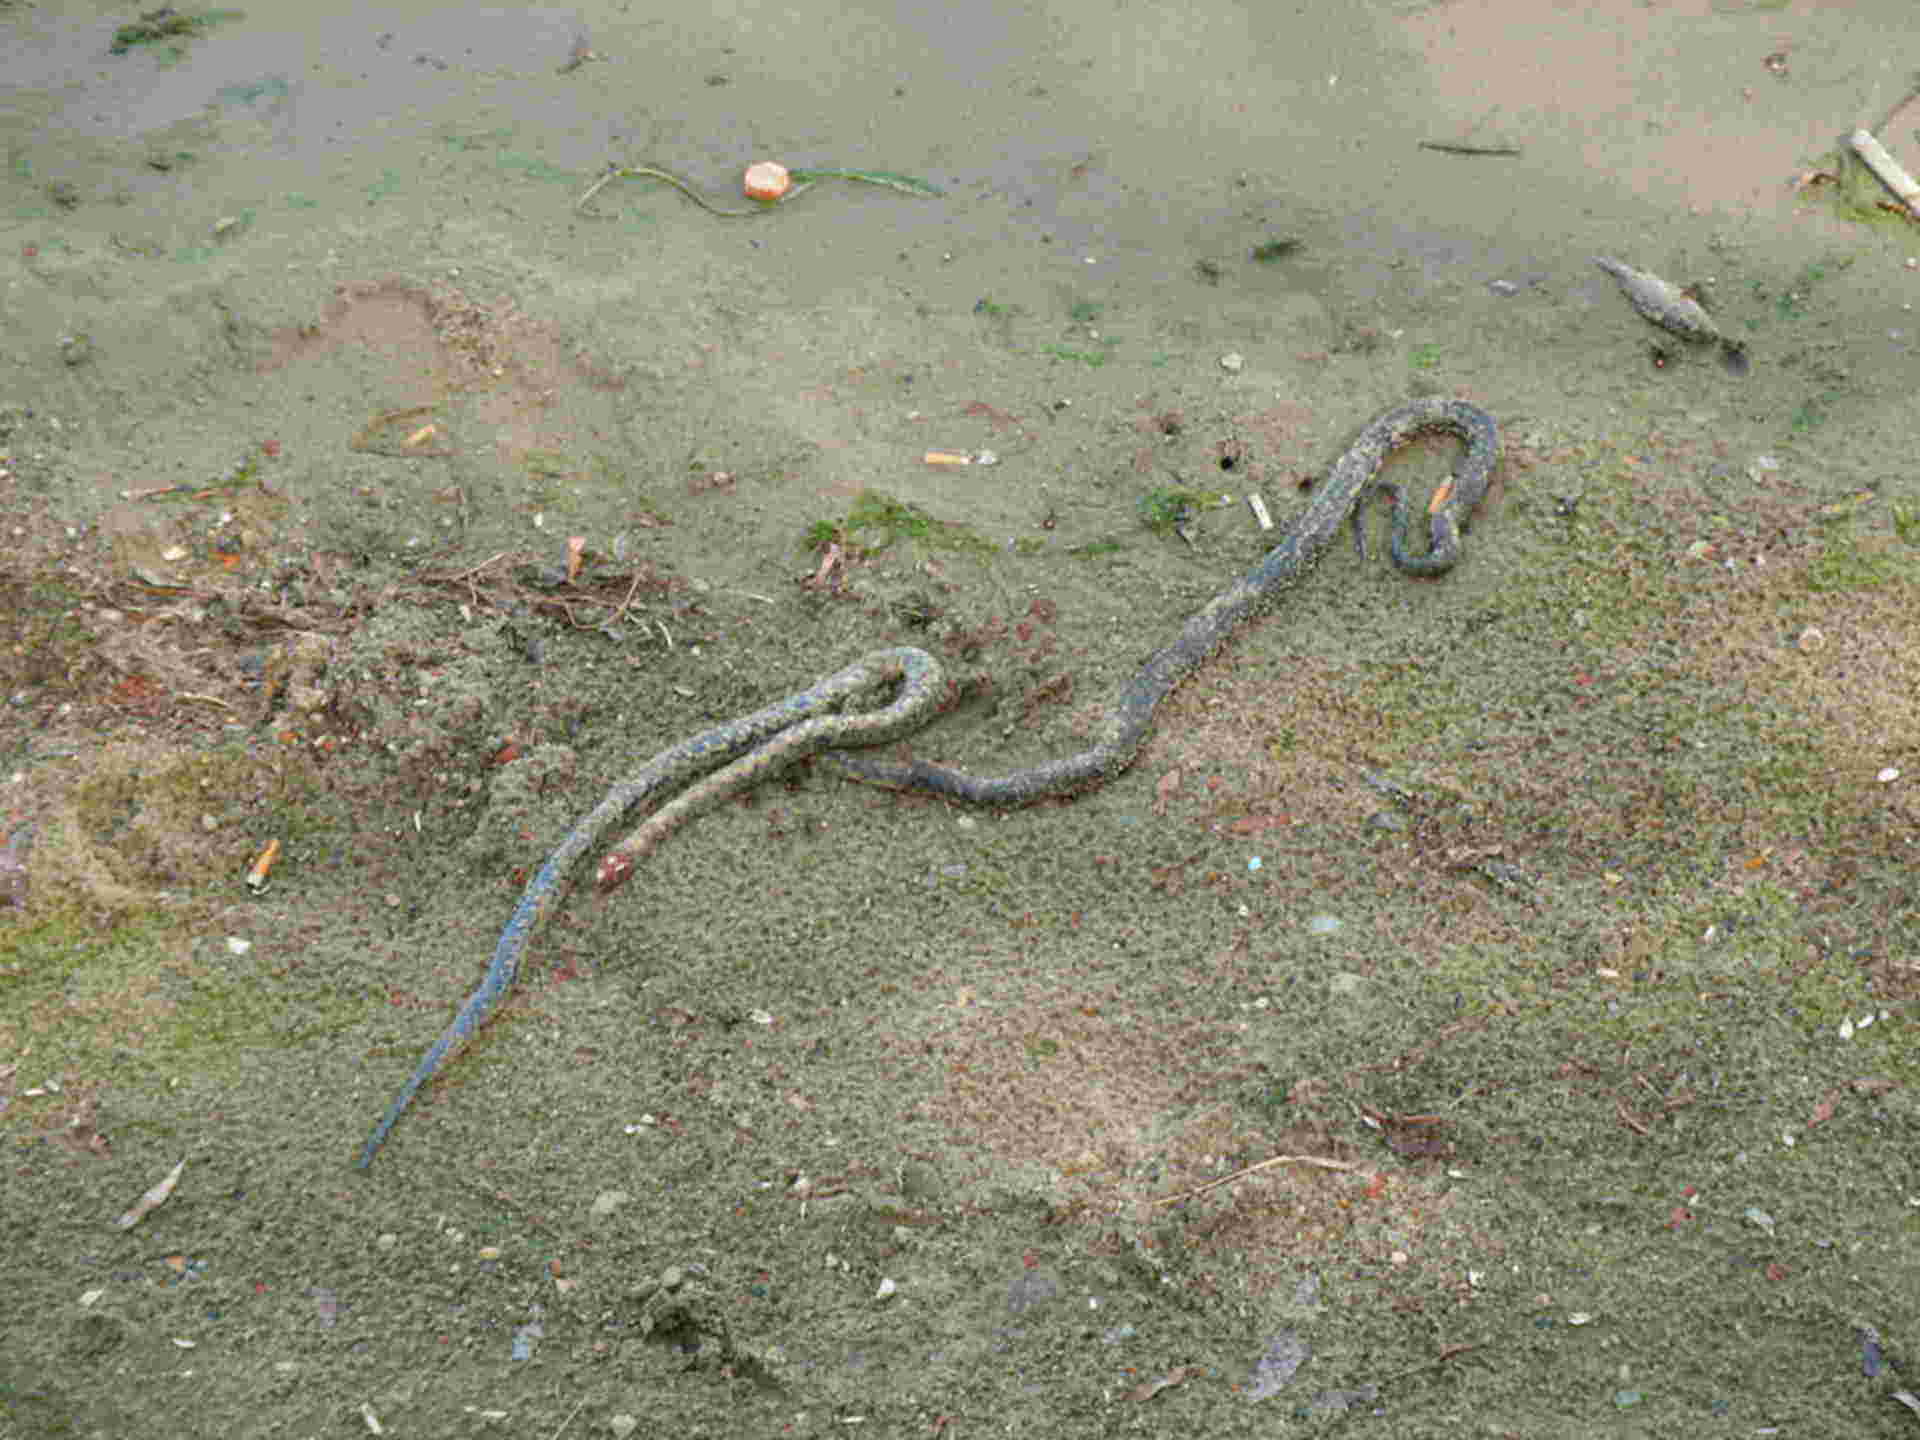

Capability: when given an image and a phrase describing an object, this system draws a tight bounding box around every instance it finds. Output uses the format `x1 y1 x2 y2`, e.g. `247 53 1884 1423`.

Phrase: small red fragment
596 851 634 894
261 439 281 458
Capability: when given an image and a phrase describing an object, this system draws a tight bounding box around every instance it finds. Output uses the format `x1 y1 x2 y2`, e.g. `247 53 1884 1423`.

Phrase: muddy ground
1 0 1917 1435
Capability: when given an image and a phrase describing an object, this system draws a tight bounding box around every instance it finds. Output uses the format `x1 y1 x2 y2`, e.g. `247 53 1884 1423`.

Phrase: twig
1153 1153 1360 1207
574 165 620 214
607 569 646 629
1869 81 1920 140
445 552 510 584
549 1398 587 1440
1418 141 1522 157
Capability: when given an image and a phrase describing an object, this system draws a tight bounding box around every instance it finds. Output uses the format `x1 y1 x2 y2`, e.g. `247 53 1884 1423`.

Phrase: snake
820 395 1498 803
355 395 1496 1168
354 648 944 1170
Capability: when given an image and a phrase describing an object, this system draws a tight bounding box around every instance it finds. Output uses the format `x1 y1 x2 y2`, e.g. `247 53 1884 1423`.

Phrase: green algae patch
1805 532 1903 592
805 490 994 561
2 915 242 1111
40 739 320 915
109 8 245 60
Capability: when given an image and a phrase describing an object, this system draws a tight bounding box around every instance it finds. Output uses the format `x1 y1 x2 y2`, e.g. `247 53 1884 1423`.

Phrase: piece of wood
1849 129 1920 218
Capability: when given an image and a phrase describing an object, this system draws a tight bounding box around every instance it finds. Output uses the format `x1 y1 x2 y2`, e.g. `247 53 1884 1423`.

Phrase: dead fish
1595 256 1750 377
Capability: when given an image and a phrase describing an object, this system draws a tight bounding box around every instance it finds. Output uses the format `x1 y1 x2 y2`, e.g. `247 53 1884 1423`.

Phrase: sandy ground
2 0 1918 1434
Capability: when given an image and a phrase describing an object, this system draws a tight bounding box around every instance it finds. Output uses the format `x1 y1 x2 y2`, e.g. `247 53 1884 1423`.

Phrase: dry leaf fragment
1615 1100 1651 1137
57 1101 112 1159
1152 767 1182 816
801 542 844 592
115 1156 186 1229
1130 1365 1203 1403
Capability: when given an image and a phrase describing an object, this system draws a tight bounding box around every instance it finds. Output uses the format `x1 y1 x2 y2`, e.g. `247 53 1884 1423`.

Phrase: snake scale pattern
355 395 1497 1169
821 396 1498 803
355 648 943 1170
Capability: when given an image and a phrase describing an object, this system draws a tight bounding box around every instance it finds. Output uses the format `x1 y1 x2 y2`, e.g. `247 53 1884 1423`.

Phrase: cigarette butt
1246 492 1274 531
565 535 586 583
403 423 438 450
245 838 281 894
1428 480 1455 514
923 450 972 466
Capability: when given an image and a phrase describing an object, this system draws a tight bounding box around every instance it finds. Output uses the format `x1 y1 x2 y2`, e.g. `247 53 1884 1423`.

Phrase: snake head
595 851 634 895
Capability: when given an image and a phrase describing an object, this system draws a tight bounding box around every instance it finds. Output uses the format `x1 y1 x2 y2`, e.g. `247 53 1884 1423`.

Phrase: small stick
548 1398 587 1440
1153 1153 1360 1207
1848 129 1920 219
445 551 510 584
1869 84 1920 141
606 569 646 628
1418 141 1522 157
574 165 620 213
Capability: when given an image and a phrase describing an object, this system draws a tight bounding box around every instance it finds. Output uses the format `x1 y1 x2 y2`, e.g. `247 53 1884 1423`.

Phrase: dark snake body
822 395 1498 804
355 648 943 1170
355 396 1496 1168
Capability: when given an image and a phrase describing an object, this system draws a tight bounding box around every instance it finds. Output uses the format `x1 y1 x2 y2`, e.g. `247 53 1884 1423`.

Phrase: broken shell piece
743 161 792 203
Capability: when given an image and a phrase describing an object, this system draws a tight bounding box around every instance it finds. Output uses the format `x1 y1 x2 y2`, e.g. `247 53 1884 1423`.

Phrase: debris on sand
114 1156 187 1230
1595 256 1750 377
0 824 31 908
1847 128 1920 220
